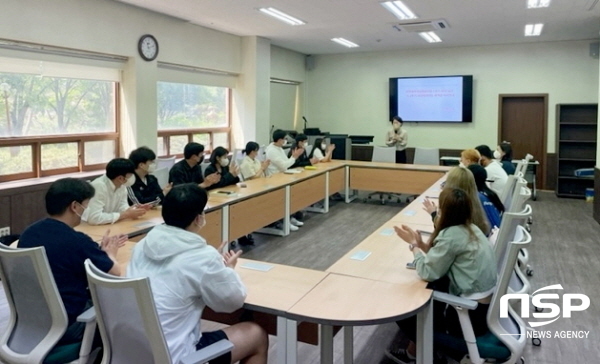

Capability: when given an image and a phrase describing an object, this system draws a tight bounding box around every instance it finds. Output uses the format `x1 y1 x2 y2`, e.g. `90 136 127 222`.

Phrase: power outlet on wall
0 227 10 237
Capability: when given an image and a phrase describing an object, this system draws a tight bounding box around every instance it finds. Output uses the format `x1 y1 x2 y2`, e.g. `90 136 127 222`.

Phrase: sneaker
290 217 304 226
384 347 415 364
289 224 299 232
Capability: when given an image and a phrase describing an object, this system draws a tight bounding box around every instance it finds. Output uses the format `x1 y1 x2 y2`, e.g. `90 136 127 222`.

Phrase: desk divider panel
350 168 444 195
328 168 345 195
290 174 327 213
229 188 286 241
203 209 222 248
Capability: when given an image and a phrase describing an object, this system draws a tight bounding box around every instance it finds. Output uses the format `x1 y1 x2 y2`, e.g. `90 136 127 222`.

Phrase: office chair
434 225 530 364
84 260 233 364
155 156 176 171
0 243 96 364
365 146 403 204
152 167 170 189
413 147 440 166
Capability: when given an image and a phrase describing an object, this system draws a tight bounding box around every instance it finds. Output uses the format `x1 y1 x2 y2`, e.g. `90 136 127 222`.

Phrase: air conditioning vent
393 19 449 33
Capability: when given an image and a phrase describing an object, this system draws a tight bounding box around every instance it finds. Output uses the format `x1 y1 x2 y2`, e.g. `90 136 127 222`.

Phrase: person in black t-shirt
204 146 240 190
19 178 127 348
128 146 172 205
288 133 319 168
168 142 220 188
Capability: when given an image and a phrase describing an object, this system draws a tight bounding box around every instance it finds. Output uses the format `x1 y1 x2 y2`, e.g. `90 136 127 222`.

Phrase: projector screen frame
389 75 473 123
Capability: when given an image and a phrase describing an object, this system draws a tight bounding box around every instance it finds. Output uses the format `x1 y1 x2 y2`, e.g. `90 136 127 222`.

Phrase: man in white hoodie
127 183 268 364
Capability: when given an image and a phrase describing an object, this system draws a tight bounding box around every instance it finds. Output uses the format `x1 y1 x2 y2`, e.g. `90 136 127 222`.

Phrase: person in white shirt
127 183 267 364
308 137 335 162
82 158 149 225
265 129 304 176
475 145 509 196
239 141 270 180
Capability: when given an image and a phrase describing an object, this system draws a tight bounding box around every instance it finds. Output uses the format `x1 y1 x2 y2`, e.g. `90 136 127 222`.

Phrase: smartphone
406 261 416 270
217 190 233 195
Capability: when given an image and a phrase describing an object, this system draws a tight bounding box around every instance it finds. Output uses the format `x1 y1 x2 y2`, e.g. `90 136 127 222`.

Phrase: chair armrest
76 306 96 323
180 339 234 364
433 291 478 310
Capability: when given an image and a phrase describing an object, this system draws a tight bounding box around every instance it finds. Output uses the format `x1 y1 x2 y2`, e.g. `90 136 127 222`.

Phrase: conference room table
74 160 449 364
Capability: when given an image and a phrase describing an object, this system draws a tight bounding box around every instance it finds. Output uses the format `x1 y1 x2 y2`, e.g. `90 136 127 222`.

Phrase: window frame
157 88 232 157
0 84 120 182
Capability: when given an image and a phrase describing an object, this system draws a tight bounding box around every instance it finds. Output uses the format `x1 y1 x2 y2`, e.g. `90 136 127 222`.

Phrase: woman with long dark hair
468 164 504 229
387 187 497 363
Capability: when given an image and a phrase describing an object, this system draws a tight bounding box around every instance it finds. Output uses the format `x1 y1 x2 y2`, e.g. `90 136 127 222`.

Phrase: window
0 71 119 182
157 82 230 156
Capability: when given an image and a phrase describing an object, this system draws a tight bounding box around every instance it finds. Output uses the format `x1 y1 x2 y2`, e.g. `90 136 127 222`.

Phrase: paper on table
240 262 274 272
350 250 372 261
380 228 394 236
403 210 417 216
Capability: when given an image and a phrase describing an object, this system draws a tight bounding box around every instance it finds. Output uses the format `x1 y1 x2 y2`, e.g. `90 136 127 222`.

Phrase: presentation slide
396 77 464 122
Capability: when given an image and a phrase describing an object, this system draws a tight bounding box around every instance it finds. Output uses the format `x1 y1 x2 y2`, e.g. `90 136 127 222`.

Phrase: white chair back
0 243 68 364
499 172 521 209
305 145 313 158
493 204 532 269
371 146 396 163
156 156 176 171
85 260 172 364
413 147 440 165
200 162 211 177
507 182 531 214
487 226 530 363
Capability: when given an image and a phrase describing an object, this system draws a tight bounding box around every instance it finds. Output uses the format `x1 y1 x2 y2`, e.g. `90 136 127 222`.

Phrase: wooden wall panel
10 191 47 233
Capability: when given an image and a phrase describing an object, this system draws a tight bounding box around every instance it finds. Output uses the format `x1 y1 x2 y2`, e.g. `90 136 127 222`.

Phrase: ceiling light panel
525 23 544 36
419 31 442 43
331 38 359 48
381 1 418 20
527 0 551 9
258 7 305 26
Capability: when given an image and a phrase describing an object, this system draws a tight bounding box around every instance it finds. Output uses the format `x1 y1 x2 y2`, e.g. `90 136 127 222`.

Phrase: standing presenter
385 116 408 163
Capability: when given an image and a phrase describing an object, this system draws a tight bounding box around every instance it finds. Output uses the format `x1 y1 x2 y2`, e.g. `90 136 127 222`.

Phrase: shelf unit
556 104 598 198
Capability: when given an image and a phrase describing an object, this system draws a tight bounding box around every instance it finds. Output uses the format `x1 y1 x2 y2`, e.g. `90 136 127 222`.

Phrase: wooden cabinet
556 104 598 198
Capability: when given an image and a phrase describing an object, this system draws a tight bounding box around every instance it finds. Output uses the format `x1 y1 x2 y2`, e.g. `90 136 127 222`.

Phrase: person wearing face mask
385 116 408 164
308 137 335 162
265 129 305 176
495 142 516 175
169 142 221 188
128 146 172 205
475 144 509 196
127 184 268 364
239 141 270 180
19 178 127 354
204 146 241 190
83 158 150 225
288 134 319 168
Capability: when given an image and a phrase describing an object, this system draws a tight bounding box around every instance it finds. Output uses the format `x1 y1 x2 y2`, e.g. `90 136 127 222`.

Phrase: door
498 95 547 189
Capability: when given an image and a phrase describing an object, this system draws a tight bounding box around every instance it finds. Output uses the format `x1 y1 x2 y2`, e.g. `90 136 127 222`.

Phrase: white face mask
147 162 157 173
123 174 135 187
321 144 327 150
219 158 229 167
196 213 206 231
75 202 87 218
493 150 502 160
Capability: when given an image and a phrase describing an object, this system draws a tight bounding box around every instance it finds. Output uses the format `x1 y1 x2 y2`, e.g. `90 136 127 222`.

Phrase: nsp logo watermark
500 284 590 328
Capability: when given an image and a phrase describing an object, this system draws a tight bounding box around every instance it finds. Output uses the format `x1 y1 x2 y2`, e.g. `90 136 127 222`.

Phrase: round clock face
138 35 158 61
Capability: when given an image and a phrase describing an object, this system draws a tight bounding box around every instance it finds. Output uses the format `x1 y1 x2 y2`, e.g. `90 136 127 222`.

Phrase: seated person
128 146 172 205
495 142 516 175
169 142 220 188
265 129 304 176
239 141 271 180
204 147 240 190
460 148 480 167
389 187 497 363
83 158 149 225
468 164 504 229
19 178 127 350
127 184 268 364
423 166 490 236
475 145 509 196
308 138 335 162
287 134 319 168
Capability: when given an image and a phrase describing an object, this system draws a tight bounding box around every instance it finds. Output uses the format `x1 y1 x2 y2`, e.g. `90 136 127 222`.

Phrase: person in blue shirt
468 164 504 229
495 142 516 175
19 178 127 352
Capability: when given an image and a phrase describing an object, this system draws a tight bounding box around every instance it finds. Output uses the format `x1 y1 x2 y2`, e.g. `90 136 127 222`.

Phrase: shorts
195 330 232 364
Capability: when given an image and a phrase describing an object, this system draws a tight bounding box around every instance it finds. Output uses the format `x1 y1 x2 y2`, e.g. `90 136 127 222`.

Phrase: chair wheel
526 225 531 233
532 338 541 346
535 306 543 312
527 268 534 276
520 356 526 364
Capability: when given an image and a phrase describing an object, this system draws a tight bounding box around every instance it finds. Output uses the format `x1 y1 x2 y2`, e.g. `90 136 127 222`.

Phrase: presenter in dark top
385 116 408 163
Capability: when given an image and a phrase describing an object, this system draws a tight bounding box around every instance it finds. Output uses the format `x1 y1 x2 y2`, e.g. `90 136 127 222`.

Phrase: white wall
270 46 307 133
305 41 599 153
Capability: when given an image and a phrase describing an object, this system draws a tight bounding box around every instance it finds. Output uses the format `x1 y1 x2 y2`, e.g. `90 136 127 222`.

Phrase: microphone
302 116 308 131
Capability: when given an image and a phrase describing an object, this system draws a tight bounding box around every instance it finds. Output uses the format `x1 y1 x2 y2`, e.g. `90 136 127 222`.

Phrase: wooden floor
1 191 599 363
